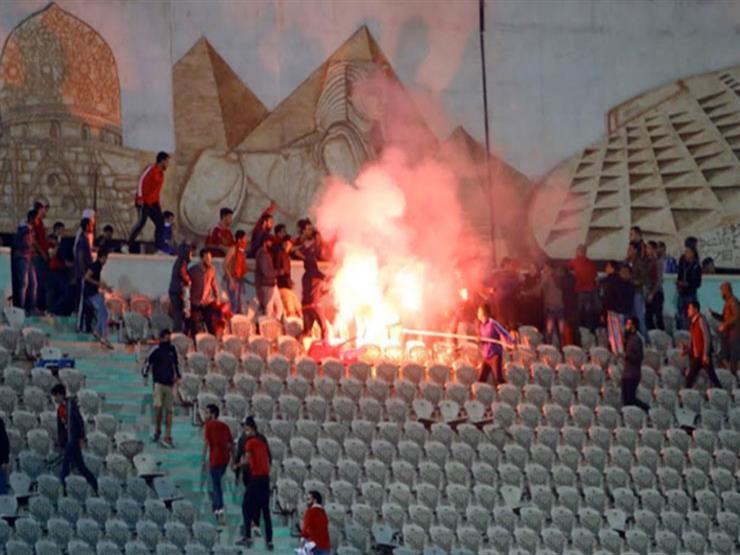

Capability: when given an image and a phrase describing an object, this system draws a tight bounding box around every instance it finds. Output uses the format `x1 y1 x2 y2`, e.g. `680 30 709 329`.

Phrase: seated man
206 208 235 257
159 211 177 255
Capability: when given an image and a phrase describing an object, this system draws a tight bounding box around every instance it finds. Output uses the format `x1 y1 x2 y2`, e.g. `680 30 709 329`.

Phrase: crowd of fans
471 226 738 370
8 152 331 348
6 152 740 553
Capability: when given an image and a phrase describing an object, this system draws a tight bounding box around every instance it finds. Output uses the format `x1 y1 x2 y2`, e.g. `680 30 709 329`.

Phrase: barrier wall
0 247 736 319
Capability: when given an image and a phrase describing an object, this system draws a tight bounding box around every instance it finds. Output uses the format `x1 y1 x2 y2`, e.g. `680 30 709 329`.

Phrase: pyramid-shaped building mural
530 64 740 265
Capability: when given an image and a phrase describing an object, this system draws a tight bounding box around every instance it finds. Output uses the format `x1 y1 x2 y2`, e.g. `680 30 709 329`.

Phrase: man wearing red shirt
684 300 722 389
236 416 273 550
206 208 235 257
31 200 50 313
223 230 248 312
202 404 232 524
301 490 331 555
128 151 169 253
568 244 598 330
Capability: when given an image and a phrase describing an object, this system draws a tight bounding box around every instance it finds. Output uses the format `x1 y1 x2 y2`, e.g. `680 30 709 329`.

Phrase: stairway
35 316 295 554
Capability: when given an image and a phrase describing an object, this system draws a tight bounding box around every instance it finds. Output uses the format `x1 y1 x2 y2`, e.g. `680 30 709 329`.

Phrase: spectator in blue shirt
477 303 505 385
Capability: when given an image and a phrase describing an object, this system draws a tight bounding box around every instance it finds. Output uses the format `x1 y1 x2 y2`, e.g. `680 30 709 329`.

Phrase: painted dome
0 3 120 128
530 64 740 260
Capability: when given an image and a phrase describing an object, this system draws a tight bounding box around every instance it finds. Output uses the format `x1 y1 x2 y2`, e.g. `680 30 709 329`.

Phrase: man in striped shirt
127 152 169 253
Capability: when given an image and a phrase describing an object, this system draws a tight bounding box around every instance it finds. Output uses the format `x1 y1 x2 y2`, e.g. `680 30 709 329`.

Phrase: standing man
300 490 331 555
74 218 94 333
275 238 301 318
248 201 276 258
47 222 72 315
188 249 220 335
477 303 505 385
711 282 740 373
685 300 722 389
128 151 169 253
645 241 665 330
223 230 248 313
13 216 37 313
83 249 113 349
31 200 50 313
626 241 648 338
569 244 598 330
300 223 327 339
145 329 180 448
168 243 192 333
202 404 232 524
676 243 702 330
622 316 650 411
206 208 235 257
541 263 565 347
236 416 273 550
255 236 283 319
52 384 98 493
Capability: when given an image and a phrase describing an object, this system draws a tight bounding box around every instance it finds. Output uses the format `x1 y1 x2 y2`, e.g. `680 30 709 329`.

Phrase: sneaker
266 542 274 551
252 523 262 538
235 538 253 547
151 433 160 443
161 438 175 449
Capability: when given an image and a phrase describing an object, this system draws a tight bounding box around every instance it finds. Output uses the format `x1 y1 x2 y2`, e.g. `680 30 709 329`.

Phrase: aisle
36 316 295 554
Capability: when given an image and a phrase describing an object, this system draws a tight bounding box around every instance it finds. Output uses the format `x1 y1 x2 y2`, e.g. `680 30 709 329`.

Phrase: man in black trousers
623 316 650 411
52 384 98 493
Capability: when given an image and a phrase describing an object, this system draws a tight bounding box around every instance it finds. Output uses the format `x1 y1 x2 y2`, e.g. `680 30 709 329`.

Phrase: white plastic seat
322 480 352 509
516 402 540 427
527 363 552 390
508 422 532 448
295 356 318 380
492 402 515 428
543 403 566 428
472 381 495 405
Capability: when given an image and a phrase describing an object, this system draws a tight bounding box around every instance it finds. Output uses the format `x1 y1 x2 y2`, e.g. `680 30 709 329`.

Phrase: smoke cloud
312 71 490 340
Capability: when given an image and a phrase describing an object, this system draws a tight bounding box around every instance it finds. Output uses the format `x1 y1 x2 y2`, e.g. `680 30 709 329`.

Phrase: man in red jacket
128 151 169 253
301 490 331 555
685 300 722 389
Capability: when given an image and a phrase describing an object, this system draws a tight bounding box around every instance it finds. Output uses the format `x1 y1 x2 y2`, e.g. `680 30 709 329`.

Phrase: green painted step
31 316 299 555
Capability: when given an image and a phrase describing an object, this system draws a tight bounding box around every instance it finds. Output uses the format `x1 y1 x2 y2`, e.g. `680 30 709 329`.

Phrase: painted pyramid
173 37 268 161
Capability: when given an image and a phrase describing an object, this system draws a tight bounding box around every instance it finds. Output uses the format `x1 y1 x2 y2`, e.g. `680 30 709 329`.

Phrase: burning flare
314 147 487 349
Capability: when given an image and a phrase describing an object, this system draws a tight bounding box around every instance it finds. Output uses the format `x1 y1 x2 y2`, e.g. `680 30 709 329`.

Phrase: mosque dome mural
0 2 121 138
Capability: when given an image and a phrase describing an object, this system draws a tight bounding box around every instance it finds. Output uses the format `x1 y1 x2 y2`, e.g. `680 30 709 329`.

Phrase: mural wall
0 3 520 253
0 3 174 238
530 65 740 266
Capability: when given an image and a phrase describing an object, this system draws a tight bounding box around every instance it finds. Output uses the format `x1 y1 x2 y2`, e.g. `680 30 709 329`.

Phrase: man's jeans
210 464 227 512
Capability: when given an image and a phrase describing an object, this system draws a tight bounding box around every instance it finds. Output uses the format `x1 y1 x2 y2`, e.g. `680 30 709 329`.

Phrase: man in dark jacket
145 329 180 448
168 243 192 333
52 384 98 493
254 236 283 319
676 243 702 330
600 262 634 317
299 228 327 340
622 317 650 411
74 218 94 332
